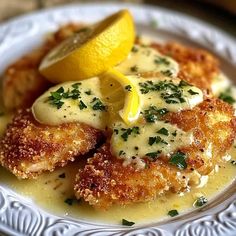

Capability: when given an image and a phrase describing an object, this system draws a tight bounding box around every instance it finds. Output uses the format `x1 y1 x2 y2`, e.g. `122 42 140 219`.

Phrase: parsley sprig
120 127 140 141
169 151 187 169
144 106 168 123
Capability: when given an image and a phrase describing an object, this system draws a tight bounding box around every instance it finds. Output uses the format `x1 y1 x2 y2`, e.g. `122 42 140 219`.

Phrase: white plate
0 3 235 236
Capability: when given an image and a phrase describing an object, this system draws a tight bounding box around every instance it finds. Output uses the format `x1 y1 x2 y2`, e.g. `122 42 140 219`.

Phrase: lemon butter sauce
0 155 235 224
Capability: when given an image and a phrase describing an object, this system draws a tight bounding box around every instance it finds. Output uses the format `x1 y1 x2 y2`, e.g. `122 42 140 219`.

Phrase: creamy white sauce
110 76 203 165
111 120 193 169
115 44 179 77
32 77 107 130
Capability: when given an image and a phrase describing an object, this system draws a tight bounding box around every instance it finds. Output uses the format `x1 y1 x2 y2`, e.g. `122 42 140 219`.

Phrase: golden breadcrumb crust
2 24 84 111
0 109 103 179
151 42 219 95
74 98 236 209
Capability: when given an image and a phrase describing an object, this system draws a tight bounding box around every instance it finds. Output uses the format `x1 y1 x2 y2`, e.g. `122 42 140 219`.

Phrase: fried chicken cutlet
0 109 103 179
74 98 236 209
2 24 84 111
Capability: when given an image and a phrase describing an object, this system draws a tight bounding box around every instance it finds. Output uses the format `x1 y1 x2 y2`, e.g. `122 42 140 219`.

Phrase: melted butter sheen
115 44 179 77
32 77 107 130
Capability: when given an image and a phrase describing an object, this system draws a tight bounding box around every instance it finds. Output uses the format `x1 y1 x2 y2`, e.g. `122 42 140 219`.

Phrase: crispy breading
74 98 236 209
2 24 84 111
0 109 103 179
151 42 219 95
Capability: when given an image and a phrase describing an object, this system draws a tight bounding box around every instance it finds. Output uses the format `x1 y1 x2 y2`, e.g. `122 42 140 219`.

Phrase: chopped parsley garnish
231 160 236 165
48 83 83 109
172 130 177 137
131 46 138 53
169 151 187 169
79 100 87 110
85 90 92 95
194 196 208 207
139 80 187 104
59 173 66 178
125 85 132 91
188 89 199 95
122 219 135 226
148 136 167 146
145 150 161 159
72 82 81 89
91 97 106 111
161 70 173 77
144 106 168 123
179 80 191 87
154 57 170 65
48 87 65 109
114 129 119 134
218 88 235 105
120 127 140 141
64 198 74 206
157 127 169 136
168 209 179 217
130 65 138 72
148 136 161 145
119 150 126 156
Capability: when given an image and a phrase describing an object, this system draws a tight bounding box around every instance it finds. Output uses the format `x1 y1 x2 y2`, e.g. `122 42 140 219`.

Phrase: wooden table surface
0 0 235 39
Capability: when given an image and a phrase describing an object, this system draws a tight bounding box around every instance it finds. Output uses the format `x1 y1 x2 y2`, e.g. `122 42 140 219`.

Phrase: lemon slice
39 10 135 83
101 68 141 125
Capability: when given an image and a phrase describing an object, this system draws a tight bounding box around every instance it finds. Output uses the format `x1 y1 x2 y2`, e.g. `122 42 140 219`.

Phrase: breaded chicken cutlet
0 109 103 179
74 98 236 209
2 24 84 111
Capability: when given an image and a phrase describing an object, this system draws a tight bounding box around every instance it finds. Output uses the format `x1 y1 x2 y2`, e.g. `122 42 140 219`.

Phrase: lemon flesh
101 68 141 125
39 10 135 83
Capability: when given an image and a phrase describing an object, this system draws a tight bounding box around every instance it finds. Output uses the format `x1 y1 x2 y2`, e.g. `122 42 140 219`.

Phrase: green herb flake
194 196 208 207
130 65 138 72
179 80 191 87
172 130 177 137
144 106 168 123
188 89 199 95
154 57 170 65
91 97 106 111
119 150 126 156
231 160 236 165
120 127 140 141
64 198 74 206
219 88 236 105
169 151 187 169
85 90 92 95
79 100 87 110
125 85 132 92
161 70 173 77
131 46 139 53
145 150 162 159
168 209 179 217
122 219 135 226
59 173 66 178
157 127 169 136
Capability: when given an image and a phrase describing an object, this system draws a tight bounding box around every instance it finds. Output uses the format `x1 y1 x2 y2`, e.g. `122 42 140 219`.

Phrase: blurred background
0 0 235 37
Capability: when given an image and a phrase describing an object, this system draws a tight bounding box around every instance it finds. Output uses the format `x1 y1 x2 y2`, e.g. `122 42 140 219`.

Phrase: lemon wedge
101 68 141 125
39 10 135 83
